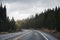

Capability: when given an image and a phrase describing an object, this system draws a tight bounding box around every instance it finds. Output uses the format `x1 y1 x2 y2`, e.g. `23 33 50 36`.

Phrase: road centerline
13 31 31 40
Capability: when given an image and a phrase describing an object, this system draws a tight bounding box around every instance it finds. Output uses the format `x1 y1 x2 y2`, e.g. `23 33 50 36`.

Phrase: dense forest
19 7 60 32
0 3 60 32
0 3 17 32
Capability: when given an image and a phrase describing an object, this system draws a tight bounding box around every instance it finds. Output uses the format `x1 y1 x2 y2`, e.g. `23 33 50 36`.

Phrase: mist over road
0 29 58 40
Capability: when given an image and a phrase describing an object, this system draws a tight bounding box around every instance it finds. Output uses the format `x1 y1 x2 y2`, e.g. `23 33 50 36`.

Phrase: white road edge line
38 31 48 40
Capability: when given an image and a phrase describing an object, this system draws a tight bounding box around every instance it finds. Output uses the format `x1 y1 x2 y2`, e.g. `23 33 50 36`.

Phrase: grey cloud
0 0 60 20
0 0 58 4
1 0 39 3
1 0 60 7
5 0 60 14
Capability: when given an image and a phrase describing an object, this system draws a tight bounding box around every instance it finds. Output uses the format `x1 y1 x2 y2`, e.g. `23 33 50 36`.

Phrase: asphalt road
0 29 58 40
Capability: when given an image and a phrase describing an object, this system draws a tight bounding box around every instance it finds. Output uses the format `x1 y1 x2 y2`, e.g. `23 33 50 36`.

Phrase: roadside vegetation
18 7 60 32
0 4 21 33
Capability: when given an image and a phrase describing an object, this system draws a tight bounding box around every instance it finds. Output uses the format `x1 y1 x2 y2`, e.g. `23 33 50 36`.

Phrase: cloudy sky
0 0 60 20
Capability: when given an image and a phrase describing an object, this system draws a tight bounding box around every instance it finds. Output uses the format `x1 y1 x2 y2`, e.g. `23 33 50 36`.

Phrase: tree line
0 3 60 32
19 7 60 32
0 3 18 32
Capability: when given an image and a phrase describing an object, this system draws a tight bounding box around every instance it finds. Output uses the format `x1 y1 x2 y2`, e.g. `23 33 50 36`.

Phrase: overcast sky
0 0 60 20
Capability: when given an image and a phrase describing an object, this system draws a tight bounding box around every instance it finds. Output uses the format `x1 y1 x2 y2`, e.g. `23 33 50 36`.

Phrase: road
0 29 58 40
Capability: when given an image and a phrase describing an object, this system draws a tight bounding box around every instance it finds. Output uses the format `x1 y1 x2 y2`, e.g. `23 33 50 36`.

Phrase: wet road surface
0 30 58 40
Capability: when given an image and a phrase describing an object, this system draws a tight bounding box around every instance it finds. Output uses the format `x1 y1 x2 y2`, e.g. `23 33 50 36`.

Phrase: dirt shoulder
0 32 10 34
40 28 60 40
